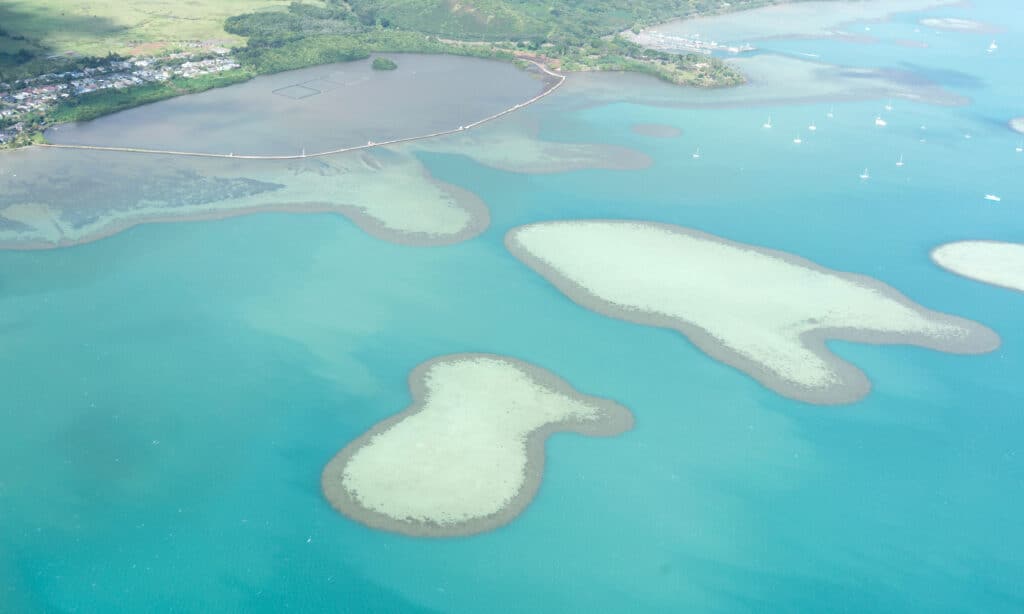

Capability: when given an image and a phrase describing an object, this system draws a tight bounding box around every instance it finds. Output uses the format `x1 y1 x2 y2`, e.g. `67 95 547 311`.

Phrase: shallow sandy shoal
321 353 633 537
931 241 1024 293
506 220 999 404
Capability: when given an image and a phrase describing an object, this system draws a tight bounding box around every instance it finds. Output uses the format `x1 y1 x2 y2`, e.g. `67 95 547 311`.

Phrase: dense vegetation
343 0 776 43
372 56 398 70
48 71 254 124
224 0 750 86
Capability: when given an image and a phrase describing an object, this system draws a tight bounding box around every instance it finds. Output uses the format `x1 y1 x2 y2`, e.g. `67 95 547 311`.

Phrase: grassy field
0 0 324 60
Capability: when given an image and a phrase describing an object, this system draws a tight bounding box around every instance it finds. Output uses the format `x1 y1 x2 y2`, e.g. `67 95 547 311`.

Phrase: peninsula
321 354 633 537
506 221 1000 405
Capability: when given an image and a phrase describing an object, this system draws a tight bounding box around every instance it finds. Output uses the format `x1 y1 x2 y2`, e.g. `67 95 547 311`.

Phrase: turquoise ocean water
2 2 1023 611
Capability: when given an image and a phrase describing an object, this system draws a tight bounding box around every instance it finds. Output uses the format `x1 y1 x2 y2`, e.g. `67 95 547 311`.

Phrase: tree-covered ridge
345 0 777 42
225 0 753 86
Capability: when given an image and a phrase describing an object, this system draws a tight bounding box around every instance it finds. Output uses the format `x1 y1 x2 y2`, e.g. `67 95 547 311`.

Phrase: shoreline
321 353 633 537
636 0 965 45
506 221 1000 405
28 60 565 162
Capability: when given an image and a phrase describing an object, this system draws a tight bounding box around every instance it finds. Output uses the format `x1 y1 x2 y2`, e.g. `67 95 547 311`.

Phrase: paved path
37 61 565 161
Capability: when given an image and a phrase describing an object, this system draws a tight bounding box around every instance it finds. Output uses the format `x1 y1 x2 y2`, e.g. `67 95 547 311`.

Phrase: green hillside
225 0 759 85
345 0 775 42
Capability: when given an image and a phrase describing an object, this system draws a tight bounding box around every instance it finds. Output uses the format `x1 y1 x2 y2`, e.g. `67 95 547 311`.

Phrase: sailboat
859 168 870 180
692 147 701 159
896 154 905 167
988 40 998 53
826 106 835 119
762 115 773 129
793 135 803 144
808 122 817 132
1016 141 1023 153
875 116 887 127
984 194 1001 202
884 99 894 112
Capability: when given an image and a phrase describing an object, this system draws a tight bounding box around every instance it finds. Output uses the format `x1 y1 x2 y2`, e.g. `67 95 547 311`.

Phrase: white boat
896 154 905 167
988 40 998 53
1016 141 1023 153
692 147 701 159
964 133 972 140
884 99 894 112
859 168 870 180
875 116 887 127
808 122 817 132
984 194 1001 202
763 115 773 129
793 135 802 144
826 106 835 119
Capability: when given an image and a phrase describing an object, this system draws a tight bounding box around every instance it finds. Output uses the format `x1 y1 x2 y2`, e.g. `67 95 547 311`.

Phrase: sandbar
919 18 999 33
506 221 999 405
321 354 633 537
418 123 652 174
630 124 683 138
0 148 488 249
931 241 1024 293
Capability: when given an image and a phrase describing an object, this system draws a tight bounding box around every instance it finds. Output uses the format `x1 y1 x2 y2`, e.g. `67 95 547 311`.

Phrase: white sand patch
322 354 632 536
932 241 1024 293
507 221 999 404
919 18 996 33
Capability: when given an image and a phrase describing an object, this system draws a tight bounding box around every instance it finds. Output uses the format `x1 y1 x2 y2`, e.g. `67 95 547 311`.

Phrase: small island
371 57 398 71
506 220 1000 405
931 241 1024 293
321 354 633 537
